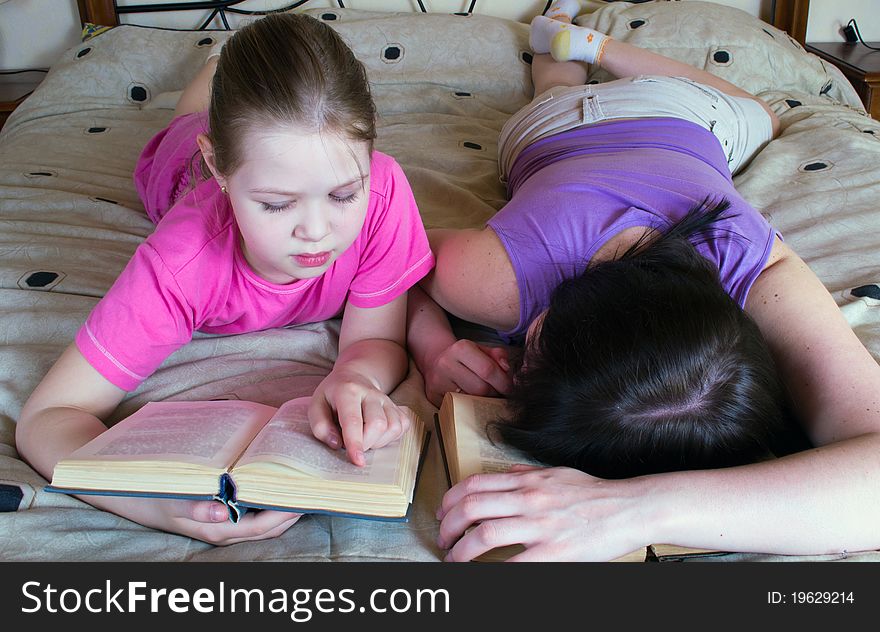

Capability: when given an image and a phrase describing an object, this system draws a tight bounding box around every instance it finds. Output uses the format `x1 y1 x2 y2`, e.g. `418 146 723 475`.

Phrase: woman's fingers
437 468 542 521
444 517 541 562
429 340 513 403
453 341 513 394
437 487 534 550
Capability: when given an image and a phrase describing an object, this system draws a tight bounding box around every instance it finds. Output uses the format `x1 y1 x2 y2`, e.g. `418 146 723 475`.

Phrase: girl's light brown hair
207 13 376 177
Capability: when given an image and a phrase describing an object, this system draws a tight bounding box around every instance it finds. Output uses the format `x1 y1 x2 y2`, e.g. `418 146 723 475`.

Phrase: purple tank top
487 117 776 340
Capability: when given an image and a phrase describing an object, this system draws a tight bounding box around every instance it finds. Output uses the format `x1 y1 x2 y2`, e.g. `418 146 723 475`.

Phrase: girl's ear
196 133 226 188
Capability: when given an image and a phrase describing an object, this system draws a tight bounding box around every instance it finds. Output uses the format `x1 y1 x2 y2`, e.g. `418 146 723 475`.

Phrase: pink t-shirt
76 114 434 391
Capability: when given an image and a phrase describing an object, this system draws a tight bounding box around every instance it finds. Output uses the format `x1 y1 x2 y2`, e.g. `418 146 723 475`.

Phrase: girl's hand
309 369 411 466
424 339 513 407
102 496 302 546
436 465 648 562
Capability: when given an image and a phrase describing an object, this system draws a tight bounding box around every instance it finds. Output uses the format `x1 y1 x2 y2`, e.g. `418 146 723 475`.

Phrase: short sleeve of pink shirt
76 115 434 391
347 156 434 308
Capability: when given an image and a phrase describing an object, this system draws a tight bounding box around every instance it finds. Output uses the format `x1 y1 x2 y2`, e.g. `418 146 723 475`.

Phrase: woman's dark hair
495 199 796 479
207 12 376 177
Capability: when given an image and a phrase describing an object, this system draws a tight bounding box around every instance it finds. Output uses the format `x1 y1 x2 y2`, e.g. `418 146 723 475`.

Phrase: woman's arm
438 241 880 559
406 228 518 406
174 55 217 118
308 295 413 466
407 284 512 407
598 39 780 136
420 227 520 331
598 40 766 106
640 241 880 553
17 344 303 545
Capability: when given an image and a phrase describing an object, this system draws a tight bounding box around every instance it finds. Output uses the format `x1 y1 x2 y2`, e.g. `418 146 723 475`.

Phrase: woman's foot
529 0 580 53
550 23 610 66
545 0 579 23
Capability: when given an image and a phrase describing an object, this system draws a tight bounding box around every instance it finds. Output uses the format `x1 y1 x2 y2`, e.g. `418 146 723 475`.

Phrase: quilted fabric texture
0 2 878 561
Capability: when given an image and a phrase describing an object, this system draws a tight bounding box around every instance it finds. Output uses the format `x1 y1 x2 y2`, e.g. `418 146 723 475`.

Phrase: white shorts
498 75 773 181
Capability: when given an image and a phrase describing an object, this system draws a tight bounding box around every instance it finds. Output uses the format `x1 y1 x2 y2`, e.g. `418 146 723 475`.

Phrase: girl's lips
293 251 331 267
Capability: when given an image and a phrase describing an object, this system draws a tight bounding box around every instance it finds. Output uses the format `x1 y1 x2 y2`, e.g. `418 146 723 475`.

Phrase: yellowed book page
649 544 724 558
233 398 410 485
64 400 278 469
448 394 647 562
471 538 646 562
614 549 648 562
451 393 542 482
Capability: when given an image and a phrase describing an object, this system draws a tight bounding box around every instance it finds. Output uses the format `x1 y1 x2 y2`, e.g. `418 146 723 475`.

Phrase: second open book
47 397 428 522
437 392 722 562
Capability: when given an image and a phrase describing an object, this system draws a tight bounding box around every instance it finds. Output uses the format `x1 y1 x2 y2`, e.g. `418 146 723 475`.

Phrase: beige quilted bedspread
0 1 878 562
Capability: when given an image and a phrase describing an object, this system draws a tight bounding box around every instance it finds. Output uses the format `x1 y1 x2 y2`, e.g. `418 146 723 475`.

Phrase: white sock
550 23 610 65
529 15 574 54
545 0 580 23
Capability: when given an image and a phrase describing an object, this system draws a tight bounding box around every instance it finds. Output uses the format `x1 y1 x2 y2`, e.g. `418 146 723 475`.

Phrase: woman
408 6 880 561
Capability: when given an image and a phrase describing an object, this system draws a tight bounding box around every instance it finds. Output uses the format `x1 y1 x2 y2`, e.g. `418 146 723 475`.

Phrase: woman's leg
529 2 589 97
174 55 218 118
554 32 780 136
531 53 587 97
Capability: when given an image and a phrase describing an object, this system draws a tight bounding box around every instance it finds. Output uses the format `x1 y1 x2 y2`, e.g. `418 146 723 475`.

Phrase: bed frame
772 0 810 45
76 0 811 42
74 0 546 29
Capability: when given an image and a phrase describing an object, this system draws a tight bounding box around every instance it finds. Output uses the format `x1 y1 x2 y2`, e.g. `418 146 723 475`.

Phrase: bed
1 0 878 562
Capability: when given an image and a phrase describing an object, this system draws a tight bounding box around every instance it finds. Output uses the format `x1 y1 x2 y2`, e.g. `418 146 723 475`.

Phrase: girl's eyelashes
261 201 293 214
330 192 359 204
257 191 358 213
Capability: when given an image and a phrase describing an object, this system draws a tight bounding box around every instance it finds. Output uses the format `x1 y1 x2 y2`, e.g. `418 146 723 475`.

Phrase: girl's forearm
333 338 409 394
15 407 110 483
643 433 880 554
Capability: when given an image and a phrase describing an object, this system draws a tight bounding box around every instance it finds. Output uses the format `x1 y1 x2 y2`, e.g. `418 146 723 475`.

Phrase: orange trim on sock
594 37 611 66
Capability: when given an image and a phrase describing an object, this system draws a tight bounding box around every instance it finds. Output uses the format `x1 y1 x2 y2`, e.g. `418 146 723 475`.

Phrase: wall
3 0 872 72
805 0 879 42
0 0 81 70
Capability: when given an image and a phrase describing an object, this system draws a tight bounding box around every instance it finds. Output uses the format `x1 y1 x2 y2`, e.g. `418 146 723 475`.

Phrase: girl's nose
293 203 330 242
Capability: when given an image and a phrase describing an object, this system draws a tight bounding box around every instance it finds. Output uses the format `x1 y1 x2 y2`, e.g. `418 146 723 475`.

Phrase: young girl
16 13 434 545
409 2 880 561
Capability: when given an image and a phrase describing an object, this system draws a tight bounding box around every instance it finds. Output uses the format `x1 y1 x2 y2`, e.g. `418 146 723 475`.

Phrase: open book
436 392 646 562
47 397 428 522
648 544 728 560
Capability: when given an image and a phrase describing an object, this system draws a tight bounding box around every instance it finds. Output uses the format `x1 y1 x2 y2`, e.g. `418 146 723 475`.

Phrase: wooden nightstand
0 70 46 132
804 42 880 120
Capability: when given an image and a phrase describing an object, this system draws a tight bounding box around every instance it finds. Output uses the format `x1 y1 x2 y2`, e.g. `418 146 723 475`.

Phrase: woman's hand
423 339 513 407
309 368 411 467
436 465 649 562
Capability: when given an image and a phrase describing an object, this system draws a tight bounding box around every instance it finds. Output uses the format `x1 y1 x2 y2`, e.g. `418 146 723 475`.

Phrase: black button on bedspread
0 485 23 512
24 271 59 287
852 285 880 300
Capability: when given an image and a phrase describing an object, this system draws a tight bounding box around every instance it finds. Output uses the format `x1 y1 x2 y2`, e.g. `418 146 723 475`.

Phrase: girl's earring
220 185 228 194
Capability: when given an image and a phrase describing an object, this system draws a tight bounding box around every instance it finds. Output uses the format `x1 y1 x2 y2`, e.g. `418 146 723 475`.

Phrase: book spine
215 472 246 523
